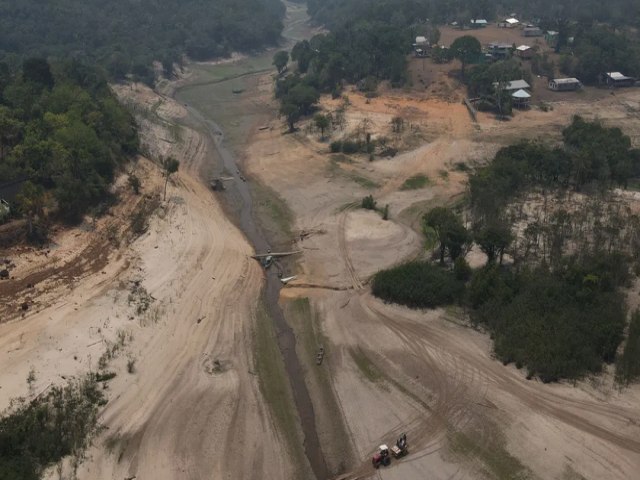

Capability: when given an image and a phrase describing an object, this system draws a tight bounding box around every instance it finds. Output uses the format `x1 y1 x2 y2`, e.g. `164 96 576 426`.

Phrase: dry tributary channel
173 4 329 479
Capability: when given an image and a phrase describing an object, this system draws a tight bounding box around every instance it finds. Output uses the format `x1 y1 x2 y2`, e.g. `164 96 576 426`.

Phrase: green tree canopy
450 35 482 78
424 207 469 264
273 51 290 74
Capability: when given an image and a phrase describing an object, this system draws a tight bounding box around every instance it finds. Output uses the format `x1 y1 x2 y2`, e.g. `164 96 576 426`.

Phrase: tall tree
424 207 469 264
16 181 47 239
314 113 330 139
273 51 290 74
475 220 513 264
450 35 481 78
162 157 180 201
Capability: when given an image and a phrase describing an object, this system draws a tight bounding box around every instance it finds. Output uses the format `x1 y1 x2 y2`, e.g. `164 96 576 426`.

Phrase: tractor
372 434 408 469
371 444 391 469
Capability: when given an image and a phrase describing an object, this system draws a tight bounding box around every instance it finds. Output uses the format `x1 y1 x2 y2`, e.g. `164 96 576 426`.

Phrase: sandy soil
3 8 640 480
240 55 640 480
0 83 294 480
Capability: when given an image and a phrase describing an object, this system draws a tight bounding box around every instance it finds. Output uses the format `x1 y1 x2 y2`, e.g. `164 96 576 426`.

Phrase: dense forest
0 0 286 83
0 58 138 232
306 0 640 29
372 118 640 382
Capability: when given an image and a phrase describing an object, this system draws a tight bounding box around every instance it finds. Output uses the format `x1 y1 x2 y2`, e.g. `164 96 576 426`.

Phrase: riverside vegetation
373 117 640 383
0 58 138 236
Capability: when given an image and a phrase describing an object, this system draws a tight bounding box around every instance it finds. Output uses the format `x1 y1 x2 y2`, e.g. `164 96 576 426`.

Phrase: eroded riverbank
173 3 331 478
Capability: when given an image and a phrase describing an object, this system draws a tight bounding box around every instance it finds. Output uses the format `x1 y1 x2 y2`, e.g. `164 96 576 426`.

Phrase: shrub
330 140 342 153
361 195 376 210
127 358 137 374
341 140 360 154
94 371 117 382
372 261 464 309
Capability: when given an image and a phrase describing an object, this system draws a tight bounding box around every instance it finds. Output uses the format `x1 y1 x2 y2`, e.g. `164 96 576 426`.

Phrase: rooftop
607 72 632 80
494 79 531 91
512 89 531 99
552 77 581 84
516 45 531 51
506 18 519 24
489 42 512 49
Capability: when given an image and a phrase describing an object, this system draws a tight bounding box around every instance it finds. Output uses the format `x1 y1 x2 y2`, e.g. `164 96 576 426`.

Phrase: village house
487 42 512 60
600 72 635 88
515 45 533 59
493 79 531 93
545 30 559 47
511 89 531 108
413 36 429 57
498 17 519 28
470 19 488 28
548 78 582 91
522 26 543 37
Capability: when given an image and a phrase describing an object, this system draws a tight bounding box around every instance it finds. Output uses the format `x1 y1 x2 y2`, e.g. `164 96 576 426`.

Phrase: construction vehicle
371 434 408 468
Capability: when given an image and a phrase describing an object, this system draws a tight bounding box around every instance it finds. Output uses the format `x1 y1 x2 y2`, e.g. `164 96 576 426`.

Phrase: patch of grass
168 123 183 144
401 174 430 190
347 173 379 189
330 153 353 163
438 169 449 180
349 348 383 383
251 181 294 246
285 298 355 470
328 158 379 190
253 304 307 477
449 430 531 480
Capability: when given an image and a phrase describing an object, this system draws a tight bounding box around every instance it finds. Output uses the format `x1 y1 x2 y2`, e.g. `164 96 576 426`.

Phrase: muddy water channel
174 4 328 479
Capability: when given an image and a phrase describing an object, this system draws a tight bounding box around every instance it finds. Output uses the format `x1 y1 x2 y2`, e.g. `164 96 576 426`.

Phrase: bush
372 261 465 309
341 140 360 154
361 195 376 210
330 140 342 153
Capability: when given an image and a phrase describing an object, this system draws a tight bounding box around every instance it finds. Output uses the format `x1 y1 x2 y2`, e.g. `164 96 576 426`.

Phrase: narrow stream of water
174 4 329 479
